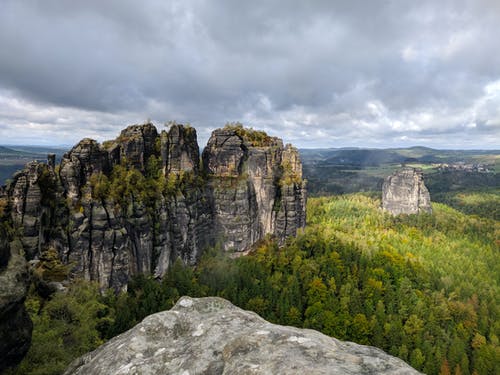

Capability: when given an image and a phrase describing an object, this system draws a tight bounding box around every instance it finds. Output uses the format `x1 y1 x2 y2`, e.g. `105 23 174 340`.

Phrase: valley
2 2 499 374
1 127 499 374
0 146 66 186
8 194 499 375
301 147 500 220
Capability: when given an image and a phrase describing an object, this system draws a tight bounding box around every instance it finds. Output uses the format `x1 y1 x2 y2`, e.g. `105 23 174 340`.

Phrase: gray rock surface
3 123 306 291
0 229 32 372
60 138 109 203
115 123 159 171
382 167 432 215
161 124 199 175
9 161 58 259
65 296 420 375
203 128 306 252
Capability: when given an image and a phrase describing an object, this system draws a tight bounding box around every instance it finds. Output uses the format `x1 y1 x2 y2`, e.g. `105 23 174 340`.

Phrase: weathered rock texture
3 123 306 291
382 167 432 215
65 296 420 375
203 128 306 251
60 138 109 203
161 124 199 175
0 228 32 372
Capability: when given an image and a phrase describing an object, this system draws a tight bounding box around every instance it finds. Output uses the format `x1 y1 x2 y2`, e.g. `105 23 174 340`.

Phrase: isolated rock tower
382 167 432 215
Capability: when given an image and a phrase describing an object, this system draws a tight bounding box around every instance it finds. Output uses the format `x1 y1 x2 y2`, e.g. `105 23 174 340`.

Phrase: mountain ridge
2 122 307 291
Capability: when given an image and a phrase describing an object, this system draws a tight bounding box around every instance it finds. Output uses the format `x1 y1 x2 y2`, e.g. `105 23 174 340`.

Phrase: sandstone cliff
382 167 432 215
0 227 32 372
203 126 306 251
65 296 420 375
3 123 306 291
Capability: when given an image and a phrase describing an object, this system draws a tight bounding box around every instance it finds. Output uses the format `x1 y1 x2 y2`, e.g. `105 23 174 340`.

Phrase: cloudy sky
0 0 499 149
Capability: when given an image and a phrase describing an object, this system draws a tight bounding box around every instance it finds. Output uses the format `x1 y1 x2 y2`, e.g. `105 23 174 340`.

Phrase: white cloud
401 46 418 62
0 0 498 149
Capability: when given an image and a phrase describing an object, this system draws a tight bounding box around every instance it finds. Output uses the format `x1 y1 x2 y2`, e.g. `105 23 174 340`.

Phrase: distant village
435 162 493 173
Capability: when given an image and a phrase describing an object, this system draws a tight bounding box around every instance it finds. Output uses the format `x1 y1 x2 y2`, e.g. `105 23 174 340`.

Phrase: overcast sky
0 0 499 149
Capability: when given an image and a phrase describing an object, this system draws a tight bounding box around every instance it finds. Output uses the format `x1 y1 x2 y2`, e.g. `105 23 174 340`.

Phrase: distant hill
5 145 67 155
0 145 29 156
0 145 67 185
323 149 405 166
300 146 500 197
300 146 500 167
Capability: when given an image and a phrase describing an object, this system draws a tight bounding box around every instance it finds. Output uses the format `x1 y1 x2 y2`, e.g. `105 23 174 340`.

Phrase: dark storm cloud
0 0 499 148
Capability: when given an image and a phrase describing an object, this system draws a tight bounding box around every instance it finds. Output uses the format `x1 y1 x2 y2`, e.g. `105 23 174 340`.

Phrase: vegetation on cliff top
10 195 499 375
88 156 204 212
224 122 276 147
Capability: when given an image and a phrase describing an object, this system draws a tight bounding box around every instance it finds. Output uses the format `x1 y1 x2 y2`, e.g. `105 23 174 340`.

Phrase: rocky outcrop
0 229 32 372
60 139 109 203
112 123 159 171
55 124 213 291
161 124 199 175
382 167 432 215
9 161 58 259
4 123 306 291
65 296 420 375
275 144 307 239
203 127 306 251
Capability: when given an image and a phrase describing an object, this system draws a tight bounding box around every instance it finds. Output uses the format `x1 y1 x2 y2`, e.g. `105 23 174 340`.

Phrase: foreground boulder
65 296 420 375
382 167 432 215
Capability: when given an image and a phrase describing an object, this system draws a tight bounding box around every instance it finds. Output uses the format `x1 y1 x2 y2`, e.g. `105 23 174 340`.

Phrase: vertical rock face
60 139 109 202
155 124 212 276
275 144 307 239
9 161 57 259
3 123 306 290
47 154 56 169
56 124 211 290
115 123 159 171
161 124 199 175
0 228 32 372
203 127 307 251
382 167 432 215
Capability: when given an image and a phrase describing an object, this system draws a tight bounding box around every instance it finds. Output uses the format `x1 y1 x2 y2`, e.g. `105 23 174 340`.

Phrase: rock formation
65 296 420 375
0 227 32 372
203 126 306 251
3 123 306 291
60 138 109 203
382 167 432 215
161 124 199 175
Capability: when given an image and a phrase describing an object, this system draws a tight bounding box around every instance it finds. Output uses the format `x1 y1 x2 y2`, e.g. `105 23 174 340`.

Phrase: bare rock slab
65 296 420 375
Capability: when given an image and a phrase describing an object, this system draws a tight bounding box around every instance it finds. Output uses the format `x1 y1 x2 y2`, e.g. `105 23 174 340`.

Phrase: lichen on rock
64 296 421 375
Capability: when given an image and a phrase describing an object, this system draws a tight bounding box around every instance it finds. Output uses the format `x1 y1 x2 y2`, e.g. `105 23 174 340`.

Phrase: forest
9 194 499 375
301 147 499 207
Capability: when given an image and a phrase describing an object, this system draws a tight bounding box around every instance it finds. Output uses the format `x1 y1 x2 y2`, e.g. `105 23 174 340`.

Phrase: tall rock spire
382 167 432 215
